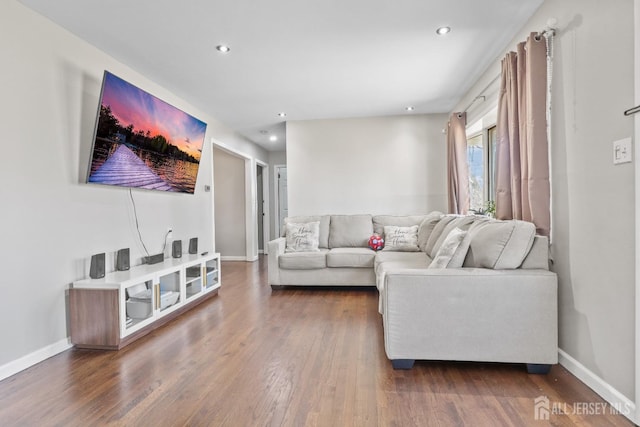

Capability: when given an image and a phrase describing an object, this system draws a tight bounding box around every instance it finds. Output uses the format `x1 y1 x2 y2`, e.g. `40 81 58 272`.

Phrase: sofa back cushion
463 219 536 269
283 215 331 248
417 212 444 251
372 215 426 236
329 214 373 248
520 235 550 270
424 215 458 256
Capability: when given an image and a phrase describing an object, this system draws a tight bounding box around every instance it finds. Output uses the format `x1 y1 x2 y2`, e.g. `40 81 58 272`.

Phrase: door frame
211 138 259 262
634 0 640 423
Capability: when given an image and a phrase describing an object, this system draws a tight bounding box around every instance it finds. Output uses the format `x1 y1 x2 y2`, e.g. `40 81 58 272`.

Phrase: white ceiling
19 0 542 151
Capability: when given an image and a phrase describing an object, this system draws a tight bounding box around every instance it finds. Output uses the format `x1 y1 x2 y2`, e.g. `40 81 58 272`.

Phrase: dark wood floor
0 257 634 426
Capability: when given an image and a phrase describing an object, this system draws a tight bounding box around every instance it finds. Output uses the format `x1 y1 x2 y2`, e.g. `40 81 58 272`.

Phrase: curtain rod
534 28 556 41
458 25 557 118
458 73 501 117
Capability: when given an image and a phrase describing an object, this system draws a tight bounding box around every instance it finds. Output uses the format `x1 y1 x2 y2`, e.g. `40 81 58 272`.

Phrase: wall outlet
613 138 632 165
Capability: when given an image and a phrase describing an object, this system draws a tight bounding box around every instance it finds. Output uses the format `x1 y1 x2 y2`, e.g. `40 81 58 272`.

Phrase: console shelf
69 252 221 350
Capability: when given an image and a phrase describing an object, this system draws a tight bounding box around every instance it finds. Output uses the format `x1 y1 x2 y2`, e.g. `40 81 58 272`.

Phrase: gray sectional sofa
267 213 558 373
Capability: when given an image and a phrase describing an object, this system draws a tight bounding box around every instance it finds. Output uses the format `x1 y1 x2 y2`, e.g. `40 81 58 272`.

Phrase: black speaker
116 248 130 271
172 240 182 258
188 237 198 254
89 253 105 279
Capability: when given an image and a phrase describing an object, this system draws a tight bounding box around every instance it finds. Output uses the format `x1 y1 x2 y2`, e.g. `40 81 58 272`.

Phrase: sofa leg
526 364 552 374
391 359 415 370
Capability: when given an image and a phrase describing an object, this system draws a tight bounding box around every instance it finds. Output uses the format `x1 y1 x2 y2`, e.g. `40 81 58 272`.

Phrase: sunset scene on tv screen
87 71 207 193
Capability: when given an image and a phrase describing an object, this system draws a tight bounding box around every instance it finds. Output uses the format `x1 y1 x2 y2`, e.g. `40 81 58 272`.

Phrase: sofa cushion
520 235 550 270
427 215 487 258
375 257 430 291
429 227 468 268
372 215 426 236
418 212 444 251
374 251 431 273
382 225 419 252
279 249 329 270
463 219 536 269
283 215 331 248
329 214 373 248
285 221 320 252
424 215 459 256
327 248 376 268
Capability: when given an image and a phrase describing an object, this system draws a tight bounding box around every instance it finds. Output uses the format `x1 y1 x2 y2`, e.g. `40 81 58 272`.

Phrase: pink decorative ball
368 234 385 251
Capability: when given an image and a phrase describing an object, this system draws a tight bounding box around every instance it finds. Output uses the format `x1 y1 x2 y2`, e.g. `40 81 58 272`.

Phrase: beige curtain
495 33 550 236
447 112 469 214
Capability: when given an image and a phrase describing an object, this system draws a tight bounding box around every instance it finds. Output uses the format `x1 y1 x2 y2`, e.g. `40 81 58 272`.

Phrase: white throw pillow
285 221 320 252
382 225 419 252
429 228 468 268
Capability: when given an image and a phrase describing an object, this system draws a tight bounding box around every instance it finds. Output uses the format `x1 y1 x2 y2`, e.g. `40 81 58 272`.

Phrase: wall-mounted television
87 71 207 194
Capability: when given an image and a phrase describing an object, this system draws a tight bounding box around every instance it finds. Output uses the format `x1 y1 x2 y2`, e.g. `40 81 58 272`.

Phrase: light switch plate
613 138 632 165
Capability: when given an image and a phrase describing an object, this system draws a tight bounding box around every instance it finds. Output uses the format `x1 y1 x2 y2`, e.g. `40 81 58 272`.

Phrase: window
466 125 497 213
467 133 484 212
487 126 497 203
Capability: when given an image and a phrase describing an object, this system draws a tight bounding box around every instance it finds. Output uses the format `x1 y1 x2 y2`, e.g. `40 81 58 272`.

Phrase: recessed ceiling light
436 26 451 36
277 112 286 118
269 135 278 142
405 106 415 112
216 44 230 53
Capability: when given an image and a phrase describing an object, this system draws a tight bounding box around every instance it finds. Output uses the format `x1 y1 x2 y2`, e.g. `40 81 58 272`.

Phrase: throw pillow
282 215 331 248
368 234 385 251
285 221 320 252
429 227 468 268
428 215 487 258
382 225 419 252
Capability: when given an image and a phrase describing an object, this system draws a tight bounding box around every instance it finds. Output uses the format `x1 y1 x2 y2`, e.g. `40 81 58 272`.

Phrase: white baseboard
558 349 636 424
220 256 248 261
0 338 72 382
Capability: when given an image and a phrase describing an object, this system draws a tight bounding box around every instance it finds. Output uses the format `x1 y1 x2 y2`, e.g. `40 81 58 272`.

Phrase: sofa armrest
268 238 286 285
382 268 558 365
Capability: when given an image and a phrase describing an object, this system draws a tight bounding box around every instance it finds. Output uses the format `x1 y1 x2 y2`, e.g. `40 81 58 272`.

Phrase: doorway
274 165 288 237
212 146 247 260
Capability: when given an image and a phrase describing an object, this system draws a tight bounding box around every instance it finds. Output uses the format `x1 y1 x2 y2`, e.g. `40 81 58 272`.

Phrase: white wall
0 1 266 373
286 114 448 216
213 148 247 258
454 0 636 404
